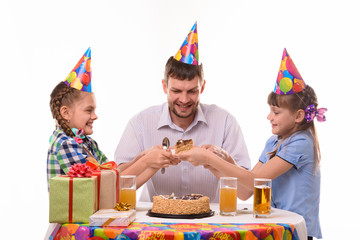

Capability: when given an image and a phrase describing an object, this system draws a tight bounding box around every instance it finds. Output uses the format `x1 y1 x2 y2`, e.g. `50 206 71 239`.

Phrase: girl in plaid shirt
47 48 108 187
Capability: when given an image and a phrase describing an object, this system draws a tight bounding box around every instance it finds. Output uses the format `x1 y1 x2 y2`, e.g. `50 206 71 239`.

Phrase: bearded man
114 23 250 202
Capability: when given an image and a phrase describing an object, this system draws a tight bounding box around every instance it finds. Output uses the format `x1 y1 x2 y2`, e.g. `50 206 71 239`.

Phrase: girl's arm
200 144 239 179
251 157 293 180
119 148 175 189
117 146 161 172
177 147 293 200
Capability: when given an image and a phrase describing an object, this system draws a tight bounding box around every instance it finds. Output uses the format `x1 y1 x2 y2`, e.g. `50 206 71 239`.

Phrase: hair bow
305 104 327 123
67 163 93 177
72 128 85 144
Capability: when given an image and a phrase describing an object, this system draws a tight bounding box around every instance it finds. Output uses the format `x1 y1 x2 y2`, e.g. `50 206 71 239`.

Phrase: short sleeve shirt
259 130 322 238
47 128 108 188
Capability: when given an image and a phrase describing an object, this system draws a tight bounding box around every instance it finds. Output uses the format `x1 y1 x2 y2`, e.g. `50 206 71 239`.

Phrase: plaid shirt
47 128 108 188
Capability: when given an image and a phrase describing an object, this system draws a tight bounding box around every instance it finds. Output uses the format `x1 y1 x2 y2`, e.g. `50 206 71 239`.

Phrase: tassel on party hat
174 22 199 65
64 47 92 92
274 48 306 95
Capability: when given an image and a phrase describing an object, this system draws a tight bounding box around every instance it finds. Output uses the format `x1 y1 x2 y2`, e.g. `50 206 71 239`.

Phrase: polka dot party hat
174 22 199 65
64 47 92 92
274 48 306 95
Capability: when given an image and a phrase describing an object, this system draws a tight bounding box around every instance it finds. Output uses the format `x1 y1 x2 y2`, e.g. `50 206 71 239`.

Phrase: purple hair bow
305 104 327 123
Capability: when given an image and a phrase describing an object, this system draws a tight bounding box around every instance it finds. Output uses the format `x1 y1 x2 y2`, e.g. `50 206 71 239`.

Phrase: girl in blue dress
176 49 326 239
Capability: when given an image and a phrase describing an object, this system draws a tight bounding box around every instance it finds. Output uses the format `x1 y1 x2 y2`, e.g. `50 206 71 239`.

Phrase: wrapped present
89 209 136 227
49 176 98 223
86 160 120 209
93 169 118 209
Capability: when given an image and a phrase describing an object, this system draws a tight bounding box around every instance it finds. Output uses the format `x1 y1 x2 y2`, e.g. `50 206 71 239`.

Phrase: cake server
161 137 170 174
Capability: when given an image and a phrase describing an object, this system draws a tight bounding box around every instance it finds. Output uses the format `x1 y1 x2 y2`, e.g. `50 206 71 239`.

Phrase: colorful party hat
274 48 306 95
64 47 92 92
174 22 199 65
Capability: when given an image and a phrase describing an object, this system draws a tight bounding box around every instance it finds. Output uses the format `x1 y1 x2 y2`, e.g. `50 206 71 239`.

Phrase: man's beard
171 107 197 119
170 101 199 119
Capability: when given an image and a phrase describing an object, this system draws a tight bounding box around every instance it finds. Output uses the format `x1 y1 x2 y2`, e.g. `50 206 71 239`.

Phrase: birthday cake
151 193 210 215
175 139 193 154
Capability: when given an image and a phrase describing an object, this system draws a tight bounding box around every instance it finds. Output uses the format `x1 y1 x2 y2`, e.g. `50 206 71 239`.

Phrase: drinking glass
220 177 237 216
120 175 136 209
253 178 272 218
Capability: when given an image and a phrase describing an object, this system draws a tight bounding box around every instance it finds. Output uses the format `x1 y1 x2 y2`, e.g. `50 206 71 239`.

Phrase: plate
147 209 215 219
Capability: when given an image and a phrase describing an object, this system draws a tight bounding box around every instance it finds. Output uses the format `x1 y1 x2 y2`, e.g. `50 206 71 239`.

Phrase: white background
1 0 359 239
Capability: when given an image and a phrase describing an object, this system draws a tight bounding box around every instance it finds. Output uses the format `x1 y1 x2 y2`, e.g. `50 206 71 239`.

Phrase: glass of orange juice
220 177 237 216
120 175 136 209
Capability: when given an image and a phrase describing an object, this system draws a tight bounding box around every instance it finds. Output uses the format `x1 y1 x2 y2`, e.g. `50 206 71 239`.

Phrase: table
46 202 307 240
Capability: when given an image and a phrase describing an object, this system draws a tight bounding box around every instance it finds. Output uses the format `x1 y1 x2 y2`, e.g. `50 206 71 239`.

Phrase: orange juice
220 187 237 214
120 188 136 209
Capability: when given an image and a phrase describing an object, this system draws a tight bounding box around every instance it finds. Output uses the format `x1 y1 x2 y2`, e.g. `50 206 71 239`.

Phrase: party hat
174 22 199 65
64 47 92 92
274 48 306 95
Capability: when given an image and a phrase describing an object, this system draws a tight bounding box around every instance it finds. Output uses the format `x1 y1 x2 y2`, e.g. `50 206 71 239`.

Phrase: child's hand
175 146 210 166
201 144 234 164
141 145 162 157
170 156 181 165
168 146 181 165
145 147 173 169
132 145 161 163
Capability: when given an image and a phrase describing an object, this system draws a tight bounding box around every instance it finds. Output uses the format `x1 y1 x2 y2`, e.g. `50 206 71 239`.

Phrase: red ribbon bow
86 158 118 170
67 163 93 178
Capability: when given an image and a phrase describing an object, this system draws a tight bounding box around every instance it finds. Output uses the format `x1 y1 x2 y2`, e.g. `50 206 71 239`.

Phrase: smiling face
267 105 300 138
266 91 307 139
163 76 205 129
61 92 98 135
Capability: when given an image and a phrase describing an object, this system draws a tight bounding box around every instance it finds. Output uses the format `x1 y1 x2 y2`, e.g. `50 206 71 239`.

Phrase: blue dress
259 130 322 238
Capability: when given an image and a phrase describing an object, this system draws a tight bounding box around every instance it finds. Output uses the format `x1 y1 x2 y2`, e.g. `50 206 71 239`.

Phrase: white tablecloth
45 202 307 240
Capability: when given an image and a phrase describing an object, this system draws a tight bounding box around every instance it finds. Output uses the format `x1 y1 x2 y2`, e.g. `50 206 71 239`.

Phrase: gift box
92 169 119 209
86 161 120 209
49 176 98 223
89 209 136 227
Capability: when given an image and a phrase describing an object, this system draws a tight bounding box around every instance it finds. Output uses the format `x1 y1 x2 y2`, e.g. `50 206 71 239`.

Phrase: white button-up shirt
115 103 251 202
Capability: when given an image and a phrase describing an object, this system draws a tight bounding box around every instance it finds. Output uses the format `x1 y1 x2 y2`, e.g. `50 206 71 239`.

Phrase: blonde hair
267 85 321 168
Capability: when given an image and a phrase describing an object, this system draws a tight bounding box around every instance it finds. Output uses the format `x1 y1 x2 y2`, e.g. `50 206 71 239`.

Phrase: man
114 22 250 202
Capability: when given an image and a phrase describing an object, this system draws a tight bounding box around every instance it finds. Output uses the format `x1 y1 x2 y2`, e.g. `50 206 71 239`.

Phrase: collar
157 103 208 131
54 126 91 142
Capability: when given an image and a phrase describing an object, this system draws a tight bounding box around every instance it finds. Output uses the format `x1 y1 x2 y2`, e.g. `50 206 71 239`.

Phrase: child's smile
267 105 297 138
68 92 98 135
